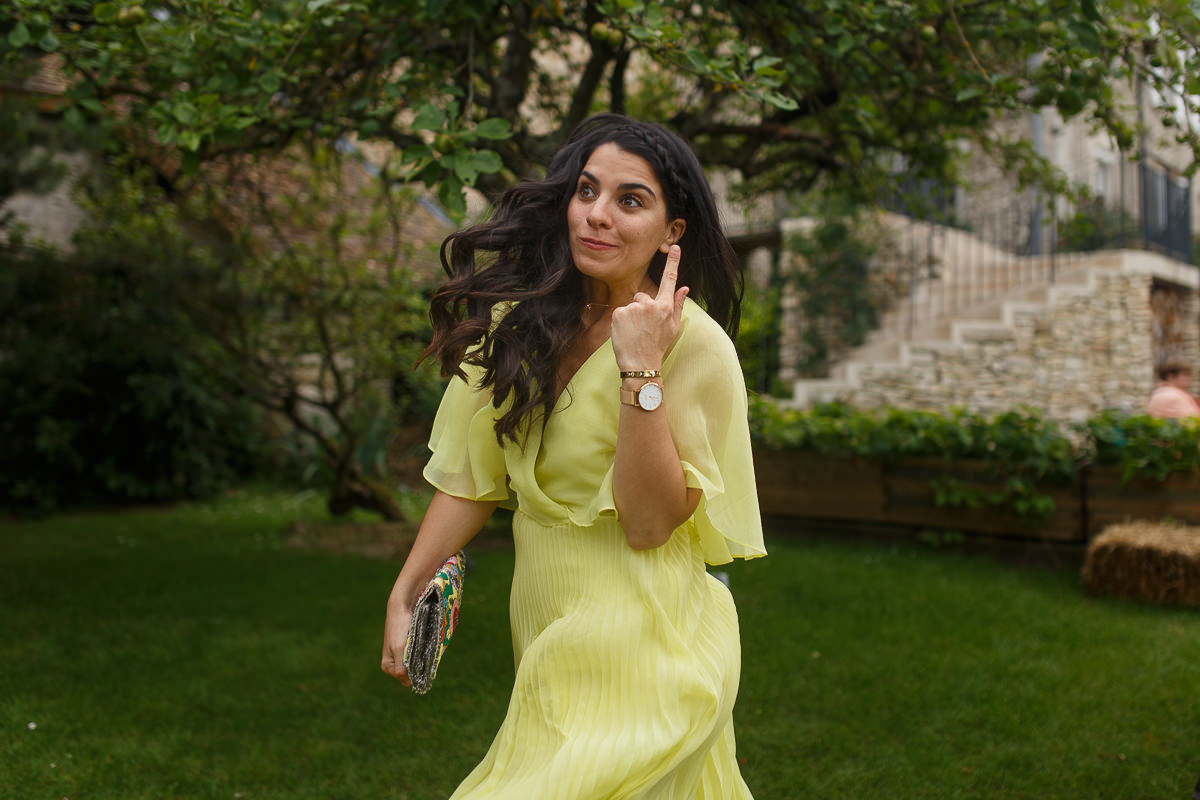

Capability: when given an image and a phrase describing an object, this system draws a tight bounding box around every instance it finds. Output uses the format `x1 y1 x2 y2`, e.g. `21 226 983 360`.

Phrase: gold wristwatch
621 381 664 411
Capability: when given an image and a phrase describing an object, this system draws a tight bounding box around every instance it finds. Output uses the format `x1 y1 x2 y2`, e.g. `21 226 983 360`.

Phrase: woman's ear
659 219 687 253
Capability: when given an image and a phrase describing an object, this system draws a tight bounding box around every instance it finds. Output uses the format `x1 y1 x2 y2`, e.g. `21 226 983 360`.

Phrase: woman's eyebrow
579 170 657 199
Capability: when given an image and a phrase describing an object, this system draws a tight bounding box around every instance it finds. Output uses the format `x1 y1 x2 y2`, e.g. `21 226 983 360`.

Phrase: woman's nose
586 200 612 228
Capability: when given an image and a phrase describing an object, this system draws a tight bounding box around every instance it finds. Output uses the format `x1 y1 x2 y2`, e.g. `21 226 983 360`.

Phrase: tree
3 0 1197 202
191 145 445 520
3 0 1198 515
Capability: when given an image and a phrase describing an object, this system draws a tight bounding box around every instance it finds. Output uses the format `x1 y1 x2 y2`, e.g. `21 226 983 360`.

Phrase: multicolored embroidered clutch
403 551 466 695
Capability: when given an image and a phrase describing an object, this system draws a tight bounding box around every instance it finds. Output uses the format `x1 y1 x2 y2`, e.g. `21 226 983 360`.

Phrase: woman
382 113 766 799
1146 357 1200 419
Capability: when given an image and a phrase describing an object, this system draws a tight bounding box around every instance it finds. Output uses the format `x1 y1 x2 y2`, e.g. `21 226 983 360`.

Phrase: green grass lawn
1 489 1197 799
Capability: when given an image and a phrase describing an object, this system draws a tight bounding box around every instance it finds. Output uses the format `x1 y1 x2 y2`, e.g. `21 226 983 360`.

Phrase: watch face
637 382 663 411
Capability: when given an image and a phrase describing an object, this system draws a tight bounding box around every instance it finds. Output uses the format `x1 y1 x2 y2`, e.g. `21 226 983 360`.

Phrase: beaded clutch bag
402 551 466 695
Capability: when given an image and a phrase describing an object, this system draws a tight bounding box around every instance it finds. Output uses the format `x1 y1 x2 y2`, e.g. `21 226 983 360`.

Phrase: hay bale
1083 522 1200 606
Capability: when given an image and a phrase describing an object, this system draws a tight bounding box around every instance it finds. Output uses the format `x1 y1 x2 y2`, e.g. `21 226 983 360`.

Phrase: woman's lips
579 237 615 250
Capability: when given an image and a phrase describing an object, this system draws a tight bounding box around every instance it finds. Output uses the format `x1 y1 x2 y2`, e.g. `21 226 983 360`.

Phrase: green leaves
474 117 511 140
7 21 31 47
6 11 57 51
1084 411 1200 482
8 0 514 195
92 3 119 24
6 0 1197 228
749 398 1076 474
747 400 1104 526
411 102 447 133
445 149 502 184
436 176 467 216
388 100 510 212
752 400 1200 486
609 2 802 110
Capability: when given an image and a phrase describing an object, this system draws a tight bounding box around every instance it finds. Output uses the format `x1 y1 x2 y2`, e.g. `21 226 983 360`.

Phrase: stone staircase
785 216 1199 419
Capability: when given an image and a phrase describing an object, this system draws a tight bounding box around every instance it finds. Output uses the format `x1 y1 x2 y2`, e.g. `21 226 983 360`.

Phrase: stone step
837 290 1048 375
790 249 1197 414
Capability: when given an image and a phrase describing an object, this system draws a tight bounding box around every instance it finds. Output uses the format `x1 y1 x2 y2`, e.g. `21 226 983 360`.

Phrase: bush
0 178 264 514
1083 409 1200 481
782 209 891 378
750 398 1200 482
748 399 1200 525
1057 195 1138 253
748 397 1078 478
736 282 786 396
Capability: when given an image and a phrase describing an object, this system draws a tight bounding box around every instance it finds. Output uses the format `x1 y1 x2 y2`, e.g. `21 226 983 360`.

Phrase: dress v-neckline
553 336 612 409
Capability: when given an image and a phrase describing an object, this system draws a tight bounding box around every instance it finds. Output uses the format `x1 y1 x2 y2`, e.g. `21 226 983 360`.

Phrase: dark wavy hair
423 113 743 445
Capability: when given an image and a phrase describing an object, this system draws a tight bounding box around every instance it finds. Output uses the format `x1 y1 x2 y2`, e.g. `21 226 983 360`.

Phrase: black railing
739 161 1194 381
880 202 1070 340
1141 163 1193 264
875 161 1195 340
889 162 1193 265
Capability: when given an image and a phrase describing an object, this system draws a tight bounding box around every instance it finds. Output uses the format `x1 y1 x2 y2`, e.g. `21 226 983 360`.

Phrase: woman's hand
381 599 414 686
611 245 688 371
379 492 497 688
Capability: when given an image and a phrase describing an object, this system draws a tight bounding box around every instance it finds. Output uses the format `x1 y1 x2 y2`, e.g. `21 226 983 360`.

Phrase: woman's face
566 142 686 295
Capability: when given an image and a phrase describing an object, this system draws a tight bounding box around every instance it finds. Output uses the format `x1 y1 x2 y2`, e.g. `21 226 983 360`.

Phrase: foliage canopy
3 0 1199 208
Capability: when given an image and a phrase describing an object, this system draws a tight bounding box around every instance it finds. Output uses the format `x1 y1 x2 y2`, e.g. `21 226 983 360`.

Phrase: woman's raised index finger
657 245 681 303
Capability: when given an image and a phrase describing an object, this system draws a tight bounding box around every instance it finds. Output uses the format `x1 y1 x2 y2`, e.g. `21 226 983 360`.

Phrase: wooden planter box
884 457 1081 542
754 447 1200 543
1084 466 1200 533
752 449 887 523
754 449 1083 542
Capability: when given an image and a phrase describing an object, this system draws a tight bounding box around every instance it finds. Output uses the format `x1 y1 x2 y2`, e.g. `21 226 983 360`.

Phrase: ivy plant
748 399 1200 526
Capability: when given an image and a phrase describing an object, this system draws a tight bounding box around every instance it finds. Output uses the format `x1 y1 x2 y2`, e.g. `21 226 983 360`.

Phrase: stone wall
819 250 1199 423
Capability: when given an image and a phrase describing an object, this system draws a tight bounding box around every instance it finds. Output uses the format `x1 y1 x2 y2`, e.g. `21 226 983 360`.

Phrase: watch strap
619 369 661 379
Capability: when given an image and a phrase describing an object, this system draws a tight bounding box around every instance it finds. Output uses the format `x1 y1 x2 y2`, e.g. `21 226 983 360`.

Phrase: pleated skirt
449 512 754 800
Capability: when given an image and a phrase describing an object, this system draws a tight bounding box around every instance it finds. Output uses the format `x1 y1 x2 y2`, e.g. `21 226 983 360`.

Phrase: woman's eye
620 194 643 208
577 184 595 199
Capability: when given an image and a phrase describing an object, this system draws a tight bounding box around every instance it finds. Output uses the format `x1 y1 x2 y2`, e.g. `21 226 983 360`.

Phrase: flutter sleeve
422 363 510 503
666 307 767 565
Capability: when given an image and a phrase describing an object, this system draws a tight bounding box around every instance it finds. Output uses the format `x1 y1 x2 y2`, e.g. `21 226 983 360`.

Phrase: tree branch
489 2 534 122
611 50 630 115
563 40 617 135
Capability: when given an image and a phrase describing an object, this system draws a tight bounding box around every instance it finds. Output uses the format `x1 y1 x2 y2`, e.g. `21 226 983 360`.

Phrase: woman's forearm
388 491 498 610
612 379 700 549
382 490 497 684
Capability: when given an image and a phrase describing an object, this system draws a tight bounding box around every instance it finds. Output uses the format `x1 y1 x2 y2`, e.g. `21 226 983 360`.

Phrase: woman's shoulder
668 298 741 381
678 297 737 354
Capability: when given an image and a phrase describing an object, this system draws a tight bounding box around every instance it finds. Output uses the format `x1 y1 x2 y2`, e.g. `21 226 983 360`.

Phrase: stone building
772 72 1199 423
788 244 1197 423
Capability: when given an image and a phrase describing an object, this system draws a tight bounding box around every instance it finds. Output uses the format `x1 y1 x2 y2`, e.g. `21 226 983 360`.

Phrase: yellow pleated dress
423 298 767 800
